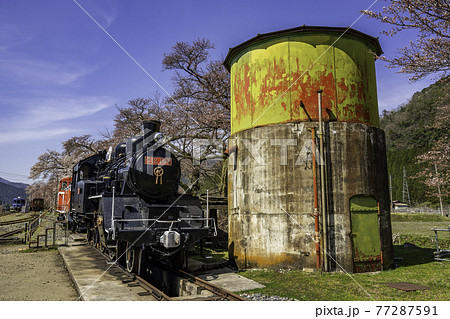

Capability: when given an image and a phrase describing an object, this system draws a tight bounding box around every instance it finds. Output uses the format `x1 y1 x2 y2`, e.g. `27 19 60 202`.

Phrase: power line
0 170 29 178
0 171 31 183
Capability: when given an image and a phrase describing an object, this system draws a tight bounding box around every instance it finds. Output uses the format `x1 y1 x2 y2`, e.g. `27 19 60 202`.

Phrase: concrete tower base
228 122 393 273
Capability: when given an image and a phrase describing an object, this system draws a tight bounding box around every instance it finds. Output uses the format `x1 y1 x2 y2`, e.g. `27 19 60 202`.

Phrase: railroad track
93 246 172 300
0 227 25 238
128 265 245 301
131 275 172 301
95 245 245 301
0 214 39 226
0 212 14 217
175 269 246 301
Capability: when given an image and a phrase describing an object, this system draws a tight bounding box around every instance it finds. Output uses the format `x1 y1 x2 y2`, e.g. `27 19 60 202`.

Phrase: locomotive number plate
145 156 172 166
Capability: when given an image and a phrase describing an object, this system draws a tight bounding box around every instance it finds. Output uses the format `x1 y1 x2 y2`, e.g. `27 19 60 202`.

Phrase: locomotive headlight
160 230 181 248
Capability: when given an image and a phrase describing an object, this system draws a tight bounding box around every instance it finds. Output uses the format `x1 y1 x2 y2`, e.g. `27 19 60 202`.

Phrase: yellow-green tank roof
224 25 383 135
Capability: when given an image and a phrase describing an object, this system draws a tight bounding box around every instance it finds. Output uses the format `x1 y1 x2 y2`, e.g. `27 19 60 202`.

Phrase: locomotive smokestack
143 120 161 135
143 120 161 146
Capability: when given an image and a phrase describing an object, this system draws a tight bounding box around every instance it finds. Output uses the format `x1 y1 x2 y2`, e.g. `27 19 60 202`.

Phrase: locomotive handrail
114 217 218 236
114 217 214 223
115 218 159 222
182 217 217 236
88 195 103 199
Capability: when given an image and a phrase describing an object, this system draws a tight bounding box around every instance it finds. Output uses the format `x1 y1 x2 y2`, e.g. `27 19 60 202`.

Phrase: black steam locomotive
69 120 216 272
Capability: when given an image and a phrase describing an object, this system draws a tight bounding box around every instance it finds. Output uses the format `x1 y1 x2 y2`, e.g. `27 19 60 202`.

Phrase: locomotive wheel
116 240 126 266
126 242 140 273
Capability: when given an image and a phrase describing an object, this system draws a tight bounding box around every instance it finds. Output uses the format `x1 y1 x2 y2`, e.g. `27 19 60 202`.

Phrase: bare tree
112 95 166 142
29 39 231 198
30 135 103 180
26 179 60 209
111 39 231 195
363 0 450 81
112 94 227 195
162 38 230 112
28 135 104 207
162 38 230 195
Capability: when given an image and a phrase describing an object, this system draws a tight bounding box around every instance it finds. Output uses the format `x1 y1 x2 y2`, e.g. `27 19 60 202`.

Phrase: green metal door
350 195 382 273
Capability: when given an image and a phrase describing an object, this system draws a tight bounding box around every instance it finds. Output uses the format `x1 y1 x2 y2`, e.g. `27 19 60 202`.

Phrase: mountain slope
380 76 449 204
0 181 27 206
0 177 28 190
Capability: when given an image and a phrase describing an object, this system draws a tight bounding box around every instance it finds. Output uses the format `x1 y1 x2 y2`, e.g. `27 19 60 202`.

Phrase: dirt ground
0 244 79 301
0 211 79 300
0 213 78 301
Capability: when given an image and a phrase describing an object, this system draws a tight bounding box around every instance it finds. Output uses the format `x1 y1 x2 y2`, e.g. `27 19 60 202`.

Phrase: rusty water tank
224 26 393 273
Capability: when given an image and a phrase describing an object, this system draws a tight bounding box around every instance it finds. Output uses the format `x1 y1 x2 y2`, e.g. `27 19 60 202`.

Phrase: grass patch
393 234 450 250
238 246 449 301
190 246 228 264
392 222 449 236
391 213 449 249
237 213 449 301
18 247 58 253
391 213 449 223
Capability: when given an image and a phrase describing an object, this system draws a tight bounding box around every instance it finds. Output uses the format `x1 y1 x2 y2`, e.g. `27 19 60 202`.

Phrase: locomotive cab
70 153 105 231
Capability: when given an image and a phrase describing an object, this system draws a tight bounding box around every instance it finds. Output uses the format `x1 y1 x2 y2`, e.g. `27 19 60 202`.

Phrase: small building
392 200 409 210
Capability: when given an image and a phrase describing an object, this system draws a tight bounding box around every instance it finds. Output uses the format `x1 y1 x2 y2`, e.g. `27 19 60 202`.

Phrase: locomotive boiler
69 120 216 272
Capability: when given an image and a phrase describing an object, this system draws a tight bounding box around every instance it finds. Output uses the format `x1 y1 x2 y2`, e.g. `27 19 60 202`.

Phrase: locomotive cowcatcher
69 120 216 272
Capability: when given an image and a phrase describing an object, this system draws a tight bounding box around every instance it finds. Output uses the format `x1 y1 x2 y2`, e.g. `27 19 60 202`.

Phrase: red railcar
30 198 45 211
57 177 72 214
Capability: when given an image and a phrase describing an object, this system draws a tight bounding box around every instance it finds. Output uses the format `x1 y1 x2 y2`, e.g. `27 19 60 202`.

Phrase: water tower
224 26 393 273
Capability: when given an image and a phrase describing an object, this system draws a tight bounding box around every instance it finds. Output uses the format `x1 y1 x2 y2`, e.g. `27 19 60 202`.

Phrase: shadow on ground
393 244 436 268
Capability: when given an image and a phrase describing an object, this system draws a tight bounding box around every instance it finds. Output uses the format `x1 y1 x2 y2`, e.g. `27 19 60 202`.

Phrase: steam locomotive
69 120 216 272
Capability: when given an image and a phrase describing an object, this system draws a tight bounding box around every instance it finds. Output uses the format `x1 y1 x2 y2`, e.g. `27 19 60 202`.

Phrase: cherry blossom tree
363 0 450 81
415 103 449 199
365 1 449 205
28 135 103 207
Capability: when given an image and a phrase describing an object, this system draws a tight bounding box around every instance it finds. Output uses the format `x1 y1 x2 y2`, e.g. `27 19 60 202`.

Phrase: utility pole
402 167 411 206
389 174 393 208
435 164 444 217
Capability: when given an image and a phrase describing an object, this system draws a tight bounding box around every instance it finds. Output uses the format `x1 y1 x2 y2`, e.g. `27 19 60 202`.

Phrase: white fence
392 206 449 216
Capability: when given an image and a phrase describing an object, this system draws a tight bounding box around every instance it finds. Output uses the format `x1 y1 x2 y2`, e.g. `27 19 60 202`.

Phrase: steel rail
134 275 172 301
0 212 14 217
95 244 245 301
0 227 25 238
94 244 172 301
176 269 247 301
0 214 38 226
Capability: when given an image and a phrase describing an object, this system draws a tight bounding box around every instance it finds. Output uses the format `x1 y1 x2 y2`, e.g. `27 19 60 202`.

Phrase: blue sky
0 0 436 183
